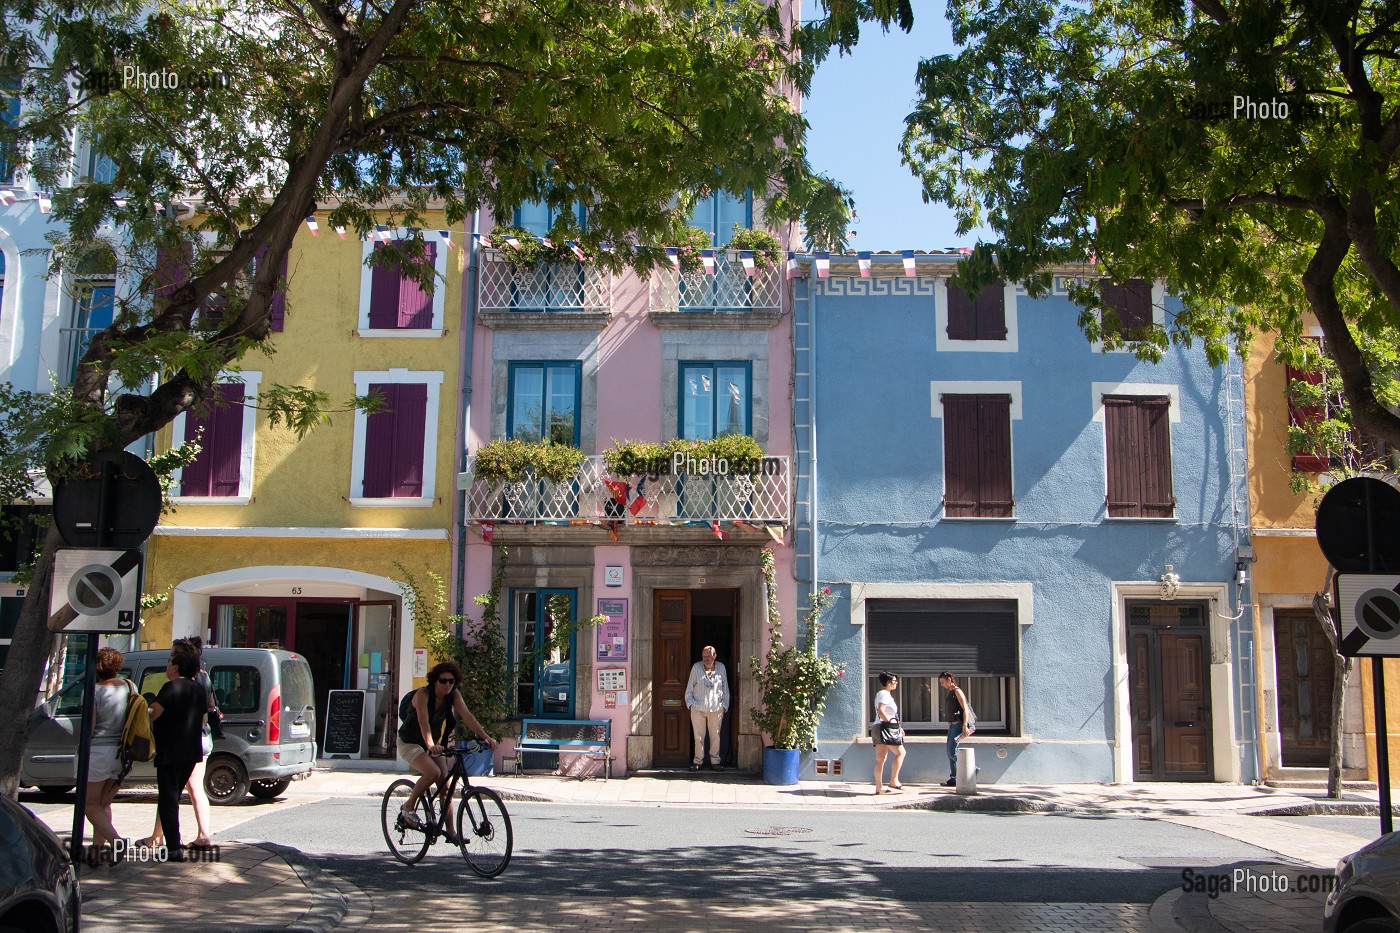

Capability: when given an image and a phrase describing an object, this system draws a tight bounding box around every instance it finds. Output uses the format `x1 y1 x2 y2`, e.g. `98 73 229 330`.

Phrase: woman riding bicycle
398 662 496 834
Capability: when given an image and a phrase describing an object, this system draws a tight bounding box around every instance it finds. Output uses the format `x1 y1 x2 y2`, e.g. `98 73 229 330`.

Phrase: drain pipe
453 209 480 618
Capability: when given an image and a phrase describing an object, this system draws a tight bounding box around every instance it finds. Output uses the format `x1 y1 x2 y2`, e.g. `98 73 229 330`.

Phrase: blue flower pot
763 747 801 785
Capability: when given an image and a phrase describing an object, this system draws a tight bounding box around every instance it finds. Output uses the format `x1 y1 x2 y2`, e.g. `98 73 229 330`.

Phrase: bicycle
381 741 513 877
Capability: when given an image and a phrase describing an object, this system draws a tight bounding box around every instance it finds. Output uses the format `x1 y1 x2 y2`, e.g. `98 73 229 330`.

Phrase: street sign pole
68 459 111 873
1368 479 1396 836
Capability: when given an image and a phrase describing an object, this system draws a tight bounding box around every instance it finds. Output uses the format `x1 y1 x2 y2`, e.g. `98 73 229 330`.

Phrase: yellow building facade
1246 327 1389 781
140 213 464 761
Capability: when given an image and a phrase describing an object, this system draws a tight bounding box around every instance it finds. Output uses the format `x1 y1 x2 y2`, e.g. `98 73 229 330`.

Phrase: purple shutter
397 242 436 328
155 244 191 298
367 245 402 328
390 383 428 497
974 281 1008 340
254 246 288 333
182 384 245 497
362 384 398 497
975 395 1014 516
946 283 975 340
942 396 979 516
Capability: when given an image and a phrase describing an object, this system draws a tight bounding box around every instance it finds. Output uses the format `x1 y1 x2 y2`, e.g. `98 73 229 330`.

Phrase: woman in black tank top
939 672 975 786
397 662 498 835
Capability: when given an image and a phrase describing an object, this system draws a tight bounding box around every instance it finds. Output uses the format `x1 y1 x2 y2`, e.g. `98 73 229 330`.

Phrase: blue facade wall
797 265 1257 785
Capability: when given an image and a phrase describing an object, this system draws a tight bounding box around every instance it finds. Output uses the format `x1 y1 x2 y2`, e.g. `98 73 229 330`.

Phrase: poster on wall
596 598 628 661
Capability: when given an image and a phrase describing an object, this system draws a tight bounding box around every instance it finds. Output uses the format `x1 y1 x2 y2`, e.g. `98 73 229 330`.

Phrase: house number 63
291 587 303 595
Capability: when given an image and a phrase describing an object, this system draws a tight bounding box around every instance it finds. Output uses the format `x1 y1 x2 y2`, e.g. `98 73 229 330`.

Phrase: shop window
865 598 1020 734
510 589 576 719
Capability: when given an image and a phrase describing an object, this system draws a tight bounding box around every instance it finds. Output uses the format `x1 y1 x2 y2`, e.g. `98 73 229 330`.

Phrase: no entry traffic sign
48 548 142 634
1336 573 1400 657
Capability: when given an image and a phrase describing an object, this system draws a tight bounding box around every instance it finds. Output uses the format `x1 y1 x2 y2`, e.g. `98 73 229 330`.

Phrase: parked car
1326 831 1400 933
0 792 79 933
540 662 573 714
21 647 317 806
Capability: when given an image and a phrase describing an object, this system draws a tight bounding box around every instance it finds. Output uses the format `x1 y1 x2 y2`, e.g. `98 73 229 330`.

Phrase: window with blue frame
688 191 751 246
514 201 586 237
84 142 117 184
0 93 19 184
680 361 751 439
508 361 581 446
68 280 116 383
510 589 576 718
511 202 587 312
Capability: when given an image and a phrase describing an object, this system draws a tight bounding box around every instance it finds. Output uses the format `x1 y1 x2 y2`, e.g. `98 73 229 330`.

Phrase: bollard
956 745 978 795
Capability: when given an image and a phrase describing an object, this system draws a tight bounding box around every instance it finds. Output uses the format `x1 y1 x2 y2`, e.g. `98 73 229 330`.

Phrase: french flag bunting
504 236 522 249
438 229 452 249
374 225 391 242
814 250 830 279
701 249 715 275
153 202 164 212
335 226 347 239
628 478 648 516
902 249 916 277
857 251 872 278
113 198 126 208
957 246 972 256
765 524 786 546
539 236 552 248
0 190 15 206
566 240 586 261
739 250 756 276
38 193 52 214
710 521 728 541
785 251 799 279
665 246 680 269
305 215 319 234
475 233 494 249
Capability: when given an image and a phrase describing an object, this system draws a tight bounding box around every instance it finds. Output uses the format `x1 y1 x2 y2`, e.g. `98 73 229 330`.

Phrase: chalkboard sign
323 689 366 758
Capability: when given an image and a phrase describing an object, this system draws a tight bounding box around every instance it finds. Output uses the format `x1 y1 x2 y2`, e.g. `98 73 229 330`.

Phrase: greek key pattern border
817 277 937 298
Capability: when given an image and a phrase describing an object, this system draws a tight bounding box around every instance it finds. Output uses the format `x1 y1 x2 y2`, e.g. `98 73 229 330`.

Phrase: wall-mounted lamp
1235 561 1249 588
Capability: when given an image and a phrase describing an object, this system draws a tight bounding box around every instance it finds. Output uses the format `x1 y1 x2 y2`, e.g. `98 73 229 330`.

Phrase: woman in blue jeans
939 672 974 786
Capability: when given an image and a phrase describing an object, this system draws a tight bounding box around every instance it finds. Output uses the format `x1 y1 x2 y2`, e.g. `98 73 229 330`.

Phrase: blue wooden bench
515 718 612 779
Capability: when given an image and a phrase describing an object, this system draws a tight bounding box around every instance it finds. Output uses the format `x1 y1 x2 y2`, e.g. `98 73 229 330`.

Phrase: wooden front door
1274 608 1335 767
1128 602 1213 781
652 591 692 767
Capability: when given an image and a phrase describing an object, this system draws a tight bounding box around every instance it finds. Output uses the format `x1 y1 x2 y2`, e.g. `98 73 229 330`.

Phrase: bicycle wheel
382 779 432 864
456 786 513 877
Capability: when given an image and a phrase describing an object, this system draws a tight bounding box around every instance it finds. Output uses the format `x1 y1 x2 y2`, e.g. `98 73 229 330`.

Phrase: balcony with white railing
463 455 791 525
649 252 783 326
476 248 613 327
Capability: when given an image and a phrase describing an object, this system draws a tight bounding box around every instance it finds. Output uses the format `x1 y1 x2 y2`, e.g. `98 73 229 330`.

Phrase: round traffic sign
53 450 162 549
1356 587 1400 641
1316 477 1400 573
67 562 124 616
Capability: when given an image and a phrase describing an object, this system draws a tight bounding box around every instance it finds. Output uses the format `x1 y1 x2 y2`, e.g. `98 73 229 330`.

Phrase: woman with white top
872 671 905 794
87 646 130 852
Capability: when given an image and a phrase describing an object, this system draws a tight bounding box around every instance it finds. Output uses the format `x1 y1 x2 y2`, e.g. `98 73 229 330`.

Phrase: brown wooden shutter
1105 396 1174 518
974 281 1008 340
946 283 976 340
1101 279 1153 335
944 394 1013 517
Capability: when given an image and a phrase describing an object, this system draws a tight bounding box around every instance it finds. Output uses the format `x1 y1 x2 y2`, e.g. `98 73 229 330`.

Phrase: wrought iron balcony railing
463 455 790 525
477 248 612 314
649 253 782 314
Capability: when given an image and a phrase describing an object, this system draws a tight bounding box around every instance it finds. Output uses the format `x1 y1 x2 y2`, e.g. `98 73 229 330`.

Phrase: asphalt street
222 798 1278 905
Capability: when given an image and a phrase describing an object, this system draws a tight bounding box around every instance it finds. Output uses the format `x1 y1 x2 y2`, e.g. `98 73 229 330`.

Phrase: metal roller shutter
866 599 1019 677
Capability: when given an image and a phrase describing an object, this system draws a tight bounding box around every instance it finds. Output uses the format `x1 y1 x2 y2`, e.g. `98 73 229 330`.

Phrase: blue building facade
793 259 1259 784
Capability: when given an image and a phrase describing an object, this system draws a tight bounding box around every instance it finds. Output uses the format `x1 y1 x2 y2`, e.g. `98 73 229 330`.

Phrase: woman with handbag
139 637 217 849
872 671 906 794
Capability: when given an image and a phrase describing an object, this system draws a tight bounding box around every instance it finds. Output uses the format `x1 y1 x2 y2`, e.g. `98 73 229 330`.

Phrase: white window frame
933 280 1021 353
169 372 261 505
349 368 444 507
356 231 448 338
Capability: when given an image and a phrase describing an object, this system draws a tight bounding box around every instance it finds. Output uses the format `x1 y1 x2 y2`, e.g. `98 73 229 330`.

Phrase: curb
1149 886 1232 933
1247 801 1380 817
249 842 351 933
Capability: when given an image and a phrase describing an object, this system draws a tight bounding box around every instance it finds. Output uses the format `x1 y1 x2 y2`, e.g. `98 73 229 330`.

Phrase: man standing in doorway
685 645 730 771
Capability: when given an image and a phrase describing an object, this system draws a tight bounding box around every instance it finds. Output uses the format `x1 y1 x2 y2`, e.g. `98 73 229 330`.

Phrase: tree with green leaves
0 0 911 795
901 0 1400 442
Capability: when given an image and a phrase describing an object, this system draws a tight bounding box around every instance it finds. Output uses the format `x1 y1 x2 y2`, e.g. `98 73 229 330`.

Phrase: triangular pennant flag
538 236 553 248
814 250 830 279
629 477 649 516
785 251 798 279
375 225 391 242
0 190 15 206
38 193 52 213
665 246 680 269
335 225 347 239
305 215 319 234
439 229 453 249
504 236 522 249
957 246 972 256
479 521 495 543
710 521 728 541
602 478 629 506
566 240 586 261
153 201 164 212
477 233 494 248
765 524 786 546
857 251 872 278
902 249 916 277
701 249 715 275
739 250 756 276
113 198 127 209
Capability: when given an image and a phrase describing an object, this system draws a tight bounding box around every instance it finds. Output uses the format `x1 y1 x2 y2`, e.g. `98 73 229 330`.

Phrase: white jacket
685 661 730 713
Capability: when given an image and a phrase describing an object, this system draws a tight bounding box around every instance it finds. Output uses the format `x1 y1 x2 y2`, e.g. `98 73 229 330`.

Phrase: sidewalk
60 771 1384 932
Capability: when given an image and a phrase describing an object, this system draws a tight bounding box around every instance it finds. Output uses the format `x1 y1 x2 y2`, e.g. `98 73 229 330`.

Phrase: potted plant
472 439 586 518
725 226 783 268
750 551 844 785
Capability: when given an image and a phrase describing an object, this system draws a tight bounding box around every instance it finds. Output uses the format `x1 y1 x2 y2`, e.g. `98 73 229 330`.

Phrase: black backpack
398 688 419 724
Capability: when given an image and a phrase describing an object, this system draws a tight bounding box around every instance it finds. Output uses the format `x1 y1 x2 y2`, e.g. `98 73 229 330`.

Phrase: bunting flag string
857 250 872 278
814 250 830 279
37 192 52 214
0 190 15 206
902 249 916 277
701 249 715 275
765 524 786 546
474 232 494 249
710 520 728 541
478 521 495 543
628 477 649 516
438 229 453 249
335 226 347 239
739 250 755 277
566 240 586 261
785 251 799 280
304 215 318 235
665 246 680 269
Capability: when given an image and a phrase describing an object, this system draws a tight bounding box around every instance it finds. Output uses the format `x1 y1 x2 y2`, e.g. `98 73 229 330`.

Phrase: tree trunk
0 521 63 798
1328 653 1352 799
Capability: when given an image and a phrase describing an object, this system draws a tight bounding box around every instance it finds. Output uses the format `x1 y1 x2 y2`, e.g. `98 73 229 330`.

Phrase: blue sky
805 11 982 251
